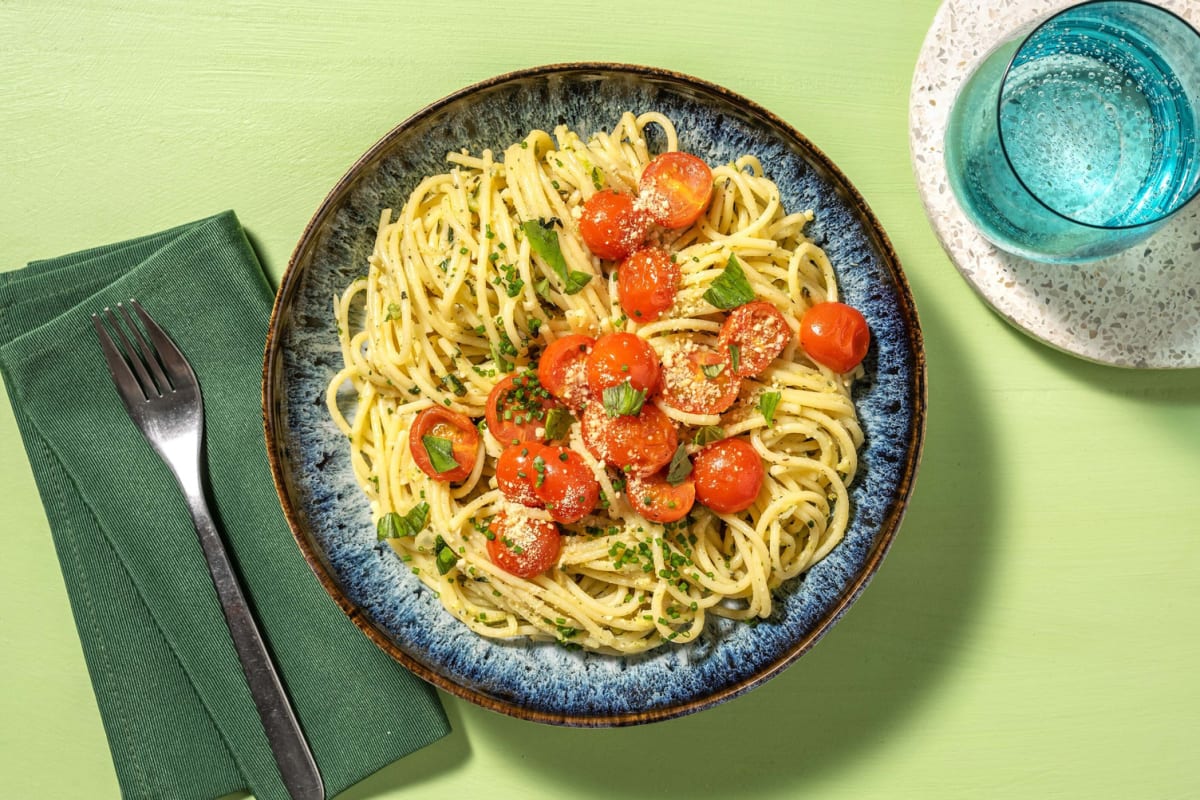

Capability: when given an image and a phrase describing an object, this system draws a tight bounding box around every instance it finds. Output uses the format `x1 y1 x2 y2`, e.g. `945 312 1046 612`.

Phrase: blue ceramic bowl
264 64 926 726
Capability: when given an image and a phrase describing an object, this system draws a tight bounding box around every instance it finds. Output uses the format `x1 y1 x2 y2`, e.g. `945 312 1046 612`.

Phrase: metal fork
92 300 324 800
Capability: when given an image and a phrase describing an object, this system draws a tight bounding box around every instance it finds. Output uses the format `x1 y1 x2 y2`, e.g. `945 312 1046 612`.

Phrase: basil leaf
702 254 755 309
376 502 430 540
602 380 646 418
693 425 726 446
665 443 692 486
758 391 782 427
521 219 593 295
729 344 741 375
434 535 459 575
701 362 725 379
422 434 460 473
543 407 574 441
565 269 594 294
534 278 551 300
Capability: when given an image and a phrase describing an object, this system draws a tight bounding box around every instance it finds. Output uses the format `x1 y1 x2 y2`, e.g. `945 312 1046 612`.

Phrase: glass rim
996 0 1200 231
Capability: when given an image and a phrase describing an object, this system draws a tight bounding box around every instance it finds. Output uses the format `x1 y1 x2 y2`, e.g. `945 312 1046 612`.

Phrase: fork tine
116 302 171 391
91 313 149 402
130 299 196 385
103 308 160 397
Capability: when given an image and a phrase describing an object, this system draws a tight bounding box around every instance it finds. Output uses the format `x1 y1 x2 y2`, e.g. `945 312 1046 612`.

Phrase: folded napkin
0 211 450 800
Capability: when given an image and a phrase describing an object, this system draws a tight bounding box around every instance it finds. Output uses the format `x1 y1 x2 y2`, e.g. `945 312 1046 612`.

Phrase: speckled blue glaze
266 65 925 726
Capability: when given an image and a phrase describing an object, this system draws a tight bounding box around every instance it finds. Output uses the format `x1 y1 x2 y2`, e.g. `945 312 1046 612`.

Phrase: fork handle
182 486 325 800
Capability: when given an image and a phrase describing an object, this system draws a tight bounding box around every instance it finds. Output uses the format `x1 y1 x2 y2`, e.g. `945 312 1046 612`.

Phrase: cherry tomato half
581 401 678 477
536 447 601 524
717 300 793 377
659 346 740 415
638 152 714 229
585 332 661 399
617 247 680 323
799 301 870 373
537 334 595 408
409 407 480 483
496 442 550 507
625 470 695 524
579 189 649 260
486 513 561 578
485 372 564 447
692 437 764 514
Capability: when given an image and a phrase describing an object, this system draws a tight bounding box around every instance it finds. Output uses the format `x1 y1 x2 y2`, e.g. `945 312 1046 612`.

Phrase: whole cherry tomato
536 334 594 408
486 513 561 578
535 447 600 524
617 247 680 323
638 152 714 229
692 437 764 514
799 301 870 373
496 442 550 507
585 332 661 399
579 189 648 260
625 470 695 524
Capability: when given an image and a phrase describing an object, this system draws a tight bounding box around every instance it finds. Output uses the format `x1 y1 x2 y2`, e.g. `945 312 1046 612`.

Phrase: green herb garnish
702 254 755 309
421 435 460 473
491 342 512 373
376 502 430 540
543 407 573 441
693 425 726 446
729 344 741 375
385 302 404 321
434 535 459 575
521 219 593 295
665 443 692 486
758 391 782 427
602 380 646 418
532 454 547 488
440 373 467 397
701 362 725 379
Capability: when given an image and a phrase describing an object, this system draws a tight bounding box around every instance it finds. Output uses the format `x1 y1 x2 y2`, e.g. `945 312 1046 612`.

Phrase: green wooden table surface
3 1 1198 798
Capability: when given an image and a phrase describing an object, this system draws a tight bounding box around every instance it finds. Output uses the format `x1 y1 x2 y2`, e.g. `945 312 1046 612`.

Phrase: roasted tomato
535 447 601 524
625 470 696 524
496 442 550 507
486 513 561 578
659 346 740 415
579 189 648 260
717 300 793 377
536 334 595 408
617 247 680 323
585 332 661 399
409 407 480 482
692 437 764 514
581 401 678 477
638 151 714 229
799 301 870 373
485 372 563 446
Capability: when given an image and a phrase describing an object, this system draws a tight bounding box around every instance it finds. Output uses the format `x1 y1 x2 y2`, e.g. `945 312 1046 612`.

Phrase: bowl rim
262 61 928 726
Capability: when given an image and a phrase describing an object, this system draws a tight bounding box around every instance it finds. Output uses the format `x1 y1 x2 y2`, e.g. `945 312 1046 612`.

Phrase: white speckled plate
264 64 926 726
911 0 1200 369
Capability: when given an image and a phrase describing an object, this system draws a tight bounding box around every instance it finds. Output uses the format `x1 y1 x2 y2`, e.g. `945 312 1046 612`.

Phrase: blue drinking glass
945 0 1200 263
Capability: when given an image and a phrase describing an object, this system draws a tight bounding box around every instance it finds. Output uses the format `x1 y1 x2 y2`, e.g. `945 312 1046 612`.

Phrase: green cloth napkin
0 211 450 800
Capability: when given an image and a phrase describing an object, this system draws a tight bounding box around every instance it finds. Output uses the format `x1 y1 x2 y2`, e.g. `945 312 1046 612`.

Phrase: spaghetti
327 111 864 654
